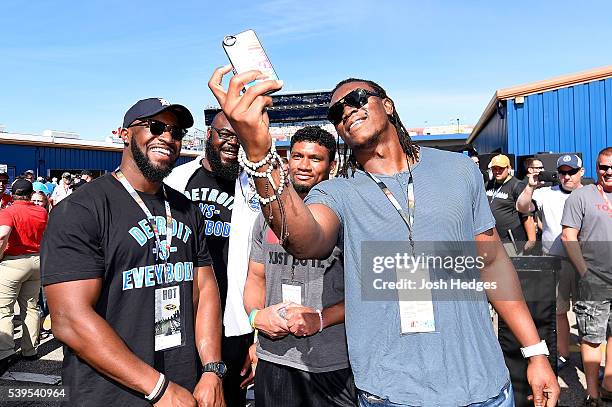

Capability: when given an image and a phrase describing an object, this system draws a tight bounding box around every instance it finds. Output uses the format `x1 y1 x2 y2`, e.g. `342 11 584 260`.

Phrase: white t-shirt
532 185 573 256
50 181 71 204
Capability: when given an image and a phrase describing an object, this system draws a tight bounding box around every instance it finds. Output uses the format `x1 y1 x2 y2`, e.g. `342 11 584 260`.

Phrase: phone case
222 29 279 90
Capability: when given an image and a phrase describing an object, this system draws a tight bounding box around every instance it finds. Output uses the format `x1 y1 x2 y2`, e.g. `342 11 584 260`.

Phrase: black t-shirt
485 176 528 242
184 166 235 312
41 174 212 407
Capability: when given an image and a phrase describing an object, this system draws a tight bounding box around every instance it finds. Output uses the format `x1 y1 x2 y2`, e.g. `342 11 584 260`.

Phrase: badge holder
281 278 304 305
154 284 186 351
398 264 436 334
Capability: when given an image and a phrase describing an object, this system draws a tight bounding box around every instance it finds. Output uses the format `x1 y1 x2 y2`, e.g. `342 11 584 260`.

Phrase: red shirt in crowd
0 200 48 256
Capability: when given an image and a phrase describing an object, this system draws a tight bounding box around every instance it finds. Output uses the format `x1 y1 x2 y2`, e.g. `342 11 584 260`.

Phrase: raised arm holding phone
208 65 559 406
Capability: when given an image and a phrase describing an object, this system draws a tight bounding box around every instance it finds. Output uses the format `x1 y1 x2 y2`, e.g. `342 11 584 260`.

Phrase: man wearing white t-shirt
516 154 584 369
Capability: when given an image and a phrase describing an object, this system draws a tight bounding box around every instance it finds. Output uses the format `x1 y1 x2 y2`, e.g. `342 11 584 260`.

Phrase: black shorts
254 359 357 407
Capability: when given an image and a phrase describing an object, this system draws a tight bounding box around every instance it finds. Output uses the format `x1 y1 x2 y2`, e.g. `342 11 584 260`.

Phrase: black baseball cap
123 98 194 129
11 179 33 196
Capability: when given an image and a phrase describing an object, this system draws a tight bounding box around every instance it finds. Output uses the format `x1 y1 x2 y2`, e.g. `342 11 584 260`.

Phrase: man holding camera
516 154 584 371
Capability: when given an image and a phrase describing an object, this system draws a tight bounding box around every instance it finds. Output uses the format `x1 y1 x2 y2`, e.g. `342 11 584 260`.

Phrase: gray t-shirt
250 214 349 373
561 184 612 285
304 147 509 406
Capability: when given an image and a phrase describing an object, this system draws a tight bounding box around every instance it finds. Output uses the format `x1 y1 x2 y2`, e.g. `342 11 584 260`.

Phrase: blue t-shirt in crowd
304 147 509 406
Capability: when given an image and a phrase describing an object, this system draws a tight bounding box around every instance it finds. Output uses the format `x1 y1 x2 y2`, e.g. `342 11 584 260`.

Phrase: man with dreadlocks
209 66 559 406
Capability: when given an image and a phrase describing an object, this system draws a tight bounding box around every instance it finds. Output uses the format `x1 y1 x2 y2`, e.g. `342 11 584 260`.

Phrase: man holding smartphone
208 66 559 406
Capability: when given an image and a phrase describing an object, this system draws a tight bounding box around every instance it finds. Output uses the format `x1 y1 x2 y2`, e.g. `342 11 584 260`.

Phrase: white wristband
316 309 323 333
520 340 549 358
145 372 165 401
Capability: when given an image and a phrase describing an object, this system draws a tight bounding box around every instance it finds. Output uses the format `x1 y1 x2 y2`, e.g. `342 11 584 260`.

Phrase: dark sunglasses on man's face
599 164 612 172
558 167 581 176
327 88 382 125
210 126 238 142
129 119 188 141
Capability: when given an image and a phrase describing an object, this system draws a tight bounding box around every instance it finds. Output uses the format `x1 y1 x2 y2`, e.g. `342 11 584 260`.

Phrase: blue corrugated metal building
468 66 612 179
0 132 200 180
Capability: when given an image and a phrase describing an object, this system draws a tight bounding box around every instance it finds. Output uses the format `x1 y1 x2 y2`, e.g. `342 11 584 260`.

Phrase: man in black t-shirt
485 154 536 256
41 98 225 407
166 111 256 407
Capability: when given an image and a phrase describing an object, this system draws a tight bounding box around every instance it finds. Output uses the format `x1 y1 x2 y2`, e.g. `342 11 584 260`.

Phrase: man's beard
131 141 175 183
206 139 240 181
292 182 312 195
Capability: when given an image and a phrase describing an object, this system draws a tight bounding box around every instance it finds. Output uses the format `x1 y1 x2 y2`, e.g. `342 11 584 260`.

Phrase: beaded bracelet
238 141 288 205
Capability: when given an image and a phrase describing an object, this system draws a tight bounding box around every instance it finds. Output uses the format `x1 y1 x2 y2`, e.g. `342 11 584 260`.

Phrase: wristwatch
202 361 227 379
520 340 550 358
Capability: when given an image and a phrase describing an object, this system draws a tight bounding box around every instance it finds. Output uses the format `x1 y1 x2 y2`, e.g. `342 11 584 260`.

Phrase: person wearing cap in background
0 179 48 373
0 172 13 209
41 98 225 406
81 170 93 183
561 147 612 406
49 172 72 207
485 154 537 256
516 153 584 372
32 176 50 196
23 170 35 182
71 170 94 191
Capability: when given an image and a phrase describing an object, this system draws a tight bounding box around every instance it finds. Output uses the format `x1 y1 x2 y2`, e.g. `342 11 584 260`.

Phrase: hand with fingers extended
154 381 197 407
283 303 321 338
253 302 291 339
208 66 284 161
239 342 258 389
526 356 560 407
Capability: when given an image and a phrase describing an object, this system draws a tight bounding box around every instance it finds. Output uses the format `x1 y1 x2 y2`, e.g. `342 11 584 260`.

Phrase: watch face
205 362 227 378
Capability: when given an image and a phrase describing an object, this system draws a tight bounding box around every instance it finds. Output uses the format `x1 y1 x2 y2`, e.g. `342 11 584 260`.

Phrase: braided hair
330 78 419 177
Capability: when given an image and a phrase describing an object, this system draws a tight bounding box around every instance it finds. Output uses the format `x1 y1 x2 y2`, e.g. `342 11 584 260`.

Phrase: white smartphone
222 29 279 92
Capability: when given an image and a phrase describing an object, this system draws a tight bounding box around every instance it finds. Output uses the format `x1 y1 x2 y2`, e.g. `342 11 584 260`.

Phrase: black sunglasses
210 126 238 142
599 164 612 172
327 88 382 125
558 167 581 176
129 119 188 141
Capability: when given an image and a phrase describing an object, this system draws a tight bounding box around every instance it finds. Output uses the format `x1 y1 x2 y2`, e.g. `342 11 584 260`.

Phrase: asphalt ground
0 313 601 406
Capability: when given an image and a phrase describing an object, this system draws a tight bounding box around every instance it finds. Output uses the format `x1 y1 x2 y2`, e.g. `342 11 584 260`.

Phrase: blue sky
1 0 611 140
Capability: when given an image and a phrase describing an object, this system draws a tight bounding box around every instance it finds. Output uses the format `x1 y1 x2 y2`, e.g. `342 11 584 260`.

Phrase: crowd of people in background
0 169 95 375
481 150 612 407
